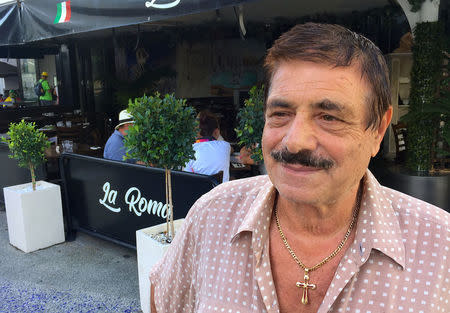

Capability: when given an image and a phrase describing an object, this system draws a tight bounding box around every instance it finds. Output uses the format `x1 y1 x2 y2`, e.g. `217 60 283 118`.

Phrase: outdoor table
76 143 103 158
38 125 57 138
0 101 16 108
45 143 103 159
229 152 254 179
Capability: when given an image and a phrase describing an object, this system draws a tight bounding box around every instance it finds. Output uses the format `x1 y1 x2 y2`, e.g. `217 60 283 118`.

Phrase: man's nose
282 115 318 153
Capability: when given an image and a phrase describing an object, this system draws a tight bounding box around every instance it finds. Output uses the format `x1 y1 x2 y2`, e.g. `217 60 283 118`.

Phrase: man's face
262 60 391 206
119 123 133 136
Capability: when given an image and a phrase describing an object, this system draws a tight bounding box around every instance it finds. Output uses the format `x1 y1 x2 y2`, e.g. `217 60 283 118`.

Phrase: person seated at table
3 90 20 108
239 146 257 165
103 109 136 163
4 90 14 102
184 110 231 182
11 90 21 102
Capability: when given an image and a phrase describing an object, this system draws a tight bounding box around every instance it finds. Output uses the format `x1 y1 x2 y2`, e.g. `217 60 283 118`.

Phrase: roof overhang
1 0 404 57
0 59 17 77
0 45 59 58
1 0 257 46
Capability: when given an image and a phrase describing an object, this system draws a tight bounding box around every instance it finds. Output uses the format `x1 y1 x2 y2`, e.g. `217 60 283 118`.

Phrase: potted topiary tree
1 120 65 253
402 22 449 173
124 93 197 313
377 21 450 209
235 85 266 173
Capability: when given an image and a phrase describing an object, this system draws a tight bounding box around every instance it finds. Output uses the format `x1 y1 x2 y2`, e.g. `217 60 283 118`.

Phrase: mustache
270 148 334 169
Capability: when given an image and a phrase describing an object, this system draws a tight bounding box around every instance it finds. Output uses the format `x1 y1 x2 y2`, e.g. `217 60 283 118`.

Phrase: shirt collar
195 136 216 143
231 177 275 264
231 170 406 269
354 171 406 269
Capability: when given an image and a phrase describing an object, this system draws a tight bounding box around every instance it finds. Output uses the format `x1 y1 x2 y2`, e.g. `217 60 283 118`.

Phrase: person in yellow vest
3 90 19 108
39 72 53 106
4 90 13 102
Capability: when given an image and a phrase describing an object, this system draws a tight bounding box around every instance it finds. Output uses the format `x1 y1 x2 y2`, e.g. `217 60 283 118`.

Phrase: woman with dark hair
183 110 231 182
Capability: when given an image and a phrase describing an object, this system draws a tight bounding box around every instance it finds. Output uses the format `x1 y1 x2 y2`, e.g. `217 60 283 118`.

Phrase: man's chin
275 178 323 201
277 187 323 206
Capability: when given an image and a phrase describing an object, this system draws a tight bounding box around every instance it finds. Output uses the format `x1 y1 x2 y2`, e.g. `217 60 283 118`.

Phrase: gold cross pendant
296 271 316 305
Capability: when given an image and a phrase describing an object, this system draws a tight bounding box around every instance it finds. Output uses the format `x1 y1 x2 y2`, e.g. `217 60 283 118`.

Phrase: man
103 109 135 162
150 23 449 312
3 90 13 102
39 72 53 106
183 110 231 182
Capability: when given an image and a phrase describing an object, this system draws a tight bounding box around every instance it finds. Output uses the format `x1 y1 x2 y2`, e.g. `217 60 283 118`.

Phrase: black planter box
370 160 450 211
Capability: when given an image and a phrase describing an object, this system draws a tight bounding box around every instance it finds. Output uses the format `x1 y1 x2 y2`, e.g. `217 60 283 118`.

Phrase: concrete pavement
0 208 142 313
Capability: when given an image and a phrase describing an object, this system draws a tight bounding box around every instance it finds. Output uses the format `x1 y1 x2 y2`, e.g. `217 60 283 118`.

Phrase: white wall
0 59 18 95
4 76 19 91
0 78 5 95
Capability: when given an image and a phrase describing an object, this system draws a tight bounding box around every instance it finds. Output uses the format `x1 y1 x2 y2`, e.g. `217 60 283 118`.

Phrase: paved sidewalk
0 209 142 313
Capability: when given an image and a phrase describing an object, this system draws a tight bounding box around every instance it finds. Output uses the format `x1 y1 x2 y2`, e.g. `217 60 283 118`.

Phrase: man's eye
271 111 288 117
322 114 338 121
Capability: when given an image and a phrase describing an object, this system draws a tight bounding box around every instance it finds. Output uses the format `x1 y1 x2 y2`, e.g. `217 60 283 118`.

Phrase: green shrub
235 85 265 164
1 120 50 190
124 93 198 240
125 93 197 169
401 22 448 172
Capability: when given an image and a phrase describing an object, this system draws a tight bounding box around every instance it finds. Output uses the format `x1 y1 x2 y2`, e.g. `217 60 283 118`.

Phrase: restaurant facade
3 0 446 141
0 0 449 228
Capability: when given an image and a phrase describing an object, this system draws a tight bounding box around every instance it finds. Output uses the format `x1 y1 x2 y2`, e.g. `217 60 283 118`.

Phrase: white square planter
3 180 65 253
136 218 184 313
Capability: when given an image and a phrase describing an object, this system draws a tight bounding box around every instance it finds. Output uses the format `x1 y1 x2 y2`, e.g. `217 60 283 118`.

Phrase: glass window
20 59 38 101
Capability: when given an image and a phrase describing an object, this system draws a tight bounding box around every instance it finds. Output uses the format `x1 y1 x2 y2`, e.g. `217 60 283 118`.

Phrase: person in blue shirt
103 110 135 163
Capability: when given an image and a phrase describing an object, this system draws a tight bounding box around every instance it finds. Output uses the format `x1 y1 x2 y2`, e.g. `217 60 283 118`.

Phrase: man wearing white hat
103 110 135 162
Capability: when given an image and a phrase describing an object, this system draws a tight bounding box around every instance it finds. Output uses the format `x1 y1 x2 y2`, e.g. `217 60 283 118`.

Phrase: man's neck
275 182 362 238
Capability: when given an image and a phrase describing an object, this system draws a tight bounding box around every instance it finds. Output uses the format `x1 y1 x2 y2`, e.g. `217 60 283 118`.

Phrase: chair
56 125 84 144
391 122 407 163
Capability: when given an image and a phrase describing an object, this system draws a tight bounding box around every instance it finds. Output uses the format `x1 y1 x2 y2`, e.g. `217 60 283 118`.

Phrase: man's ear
118 125 126 136
371 106 393 157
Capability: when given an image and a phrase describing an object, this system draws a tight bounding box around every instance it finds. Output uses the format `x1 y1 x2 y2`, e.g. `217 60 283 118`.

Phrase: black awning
0 2 22 46
1 0 253 46
0 45 60 58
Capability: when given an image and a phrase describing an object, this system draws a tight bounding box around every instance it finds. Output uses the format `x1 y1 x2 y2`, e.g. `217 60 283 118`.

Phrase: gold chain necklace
274 188 361 305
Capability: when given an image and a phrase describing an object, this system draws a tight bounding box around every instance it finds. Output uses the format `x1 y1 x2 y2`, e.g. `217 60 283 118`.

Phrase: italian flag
54 1 71 24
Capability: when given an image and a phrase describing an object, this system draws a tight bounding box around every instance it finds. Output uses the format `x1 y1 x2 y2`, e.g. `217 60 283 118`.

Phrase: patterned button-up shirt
149 170 450 312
